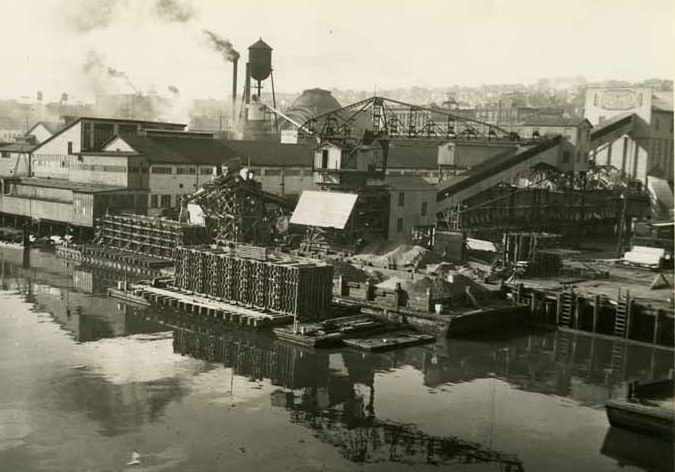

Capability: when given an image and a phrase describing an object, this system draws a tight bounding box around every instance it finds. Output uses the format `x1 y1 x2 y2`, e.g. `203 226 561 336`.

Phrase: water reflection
0 248 161 342
2 246 673 471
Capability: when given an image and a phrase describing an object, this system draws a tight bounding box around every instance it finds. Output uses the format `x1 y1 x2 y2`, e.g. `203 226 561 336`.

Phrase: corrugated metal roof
114 134 237 165
290 191 358 229
387 141 439 169
522 116 589 127
222 139 314 167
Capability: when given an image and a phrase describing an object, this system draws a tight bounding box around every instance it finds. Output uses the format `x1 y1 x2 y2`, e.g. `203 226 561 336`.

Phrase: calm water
0 247 673 472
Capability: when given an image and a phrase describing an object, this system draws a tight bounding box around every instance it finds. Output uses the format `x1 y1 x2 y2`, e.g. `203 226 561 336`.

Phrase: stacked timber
95 214 209 260
173 246 333 321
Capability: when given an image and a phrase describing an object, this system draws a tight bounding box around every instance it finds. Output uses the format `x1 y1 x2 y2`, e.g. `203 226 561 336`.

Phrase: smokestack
232 56 238 125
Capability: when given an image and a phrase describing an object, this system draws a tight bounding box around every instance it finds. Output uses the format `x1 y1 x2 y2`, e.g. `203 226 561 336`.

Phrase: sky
0 0 672 102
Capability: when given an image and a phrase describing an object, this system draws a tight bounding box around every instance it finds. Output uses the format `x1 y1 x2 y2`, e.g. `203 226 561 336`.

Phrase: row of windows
149 194 173 208
152 166 214 175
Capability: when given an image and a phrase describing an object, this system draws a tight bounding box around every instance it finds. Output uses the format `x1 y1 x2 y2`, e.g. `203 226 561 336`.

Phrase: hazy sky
0 0 672 102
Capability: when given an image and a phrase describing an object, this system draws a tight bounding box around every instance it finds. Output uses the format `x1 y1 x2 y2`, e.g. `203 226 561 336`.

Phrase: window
655 118 660 132
421 201 428 216
576 152 581 163
176 167 196 175
284 169 301 176
200 167 214 175
398 192 405 207
396 217 403 233
562 151 571 163
150 194 158 208
161 195 171 208
264 168 281 176
151 166 172 174
0 151 9 158
321 149 329 168
67 141 73 154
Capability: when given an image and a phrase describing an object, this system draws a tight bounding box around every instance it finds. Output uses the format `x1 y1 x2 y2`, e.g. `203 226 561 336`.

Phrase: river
0 246 672 472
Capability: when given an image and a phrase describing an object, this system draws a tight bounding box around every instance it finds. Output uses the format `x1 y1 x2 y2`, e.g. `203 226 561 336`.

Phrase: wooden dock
56 244 172 275
124 284 295 328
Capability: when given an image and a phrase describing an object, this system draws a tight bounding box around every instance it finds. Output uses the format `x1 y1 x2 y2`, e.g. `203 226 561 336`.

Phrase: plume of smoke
107 67 139 94
61 0 120 33
155 0 195 23
203 30 239 62
168 85 180 96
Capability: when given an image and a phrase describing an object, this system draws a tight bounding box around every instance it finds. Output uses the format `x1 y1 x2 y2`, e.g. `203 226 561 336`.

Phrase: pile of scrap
350 241 441 269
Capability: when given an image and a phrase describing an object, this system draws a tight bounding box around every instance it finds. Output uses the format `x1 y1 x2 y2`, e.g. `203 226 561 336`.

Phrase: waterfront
0 247 673 472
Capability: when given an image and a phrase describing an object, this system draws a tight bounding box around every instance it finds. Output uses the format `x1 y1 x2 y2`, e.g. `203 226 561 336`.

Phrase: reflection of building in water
402 331 674 406
169 318 523 470
0 248 160 342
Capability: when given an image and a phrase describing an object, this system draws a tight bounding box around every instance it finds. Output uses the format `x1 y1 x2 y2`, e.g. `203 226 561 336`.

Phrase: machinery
178 159 295 247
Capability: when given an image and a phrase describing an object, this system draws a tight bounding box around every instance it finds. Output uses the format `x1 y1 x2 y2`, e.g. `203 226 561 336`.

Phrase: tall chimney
232 56 238 125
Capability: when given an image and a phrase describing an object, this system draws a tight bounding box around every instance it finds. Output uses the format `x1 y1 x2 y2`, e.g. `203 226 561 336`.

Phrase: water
0 247 672 472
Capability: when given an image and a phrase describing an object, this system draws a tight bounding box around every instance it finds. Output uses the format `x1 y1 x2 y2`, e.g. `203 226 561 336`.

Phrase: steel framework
300 96 515 141
180 162 295 246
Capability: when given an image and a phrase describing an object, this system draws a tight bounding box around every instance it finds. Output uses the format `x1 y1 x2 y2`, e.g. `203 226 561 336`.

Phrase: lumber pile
174 246 333 320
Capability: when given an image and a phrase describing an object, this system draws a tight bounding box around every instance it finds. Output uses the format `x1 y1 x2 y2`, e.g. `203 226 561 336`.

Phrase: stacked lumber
173 246 333 320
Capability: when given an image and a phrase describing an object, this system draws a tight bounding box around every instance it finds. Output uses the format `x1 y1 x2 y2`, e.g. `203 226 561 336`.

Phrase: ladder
614 292 631 338
559 291 574 326
610 342 627 376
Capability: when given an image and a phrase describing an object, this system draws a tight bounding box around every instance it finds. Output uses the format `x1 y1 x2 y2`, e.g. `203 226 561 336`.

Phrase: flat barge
273 315 395 348
343 332 436 352
606 378 674 439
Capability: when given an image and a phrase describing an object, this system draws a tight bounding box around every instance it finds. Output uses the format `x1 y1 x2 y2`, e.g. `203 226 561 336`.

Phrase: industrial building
0 117 235 235
584 87 674 183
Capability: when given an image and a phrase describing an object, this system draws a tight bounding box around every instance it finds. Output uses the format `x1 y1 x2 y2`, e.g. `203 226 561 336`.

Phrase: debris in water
126 450 141 466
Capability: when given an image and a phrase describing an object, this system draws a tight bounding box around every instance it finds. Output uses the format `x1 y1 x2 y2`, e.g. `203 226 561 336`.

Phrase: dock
56 244 173 275
121 283 294 328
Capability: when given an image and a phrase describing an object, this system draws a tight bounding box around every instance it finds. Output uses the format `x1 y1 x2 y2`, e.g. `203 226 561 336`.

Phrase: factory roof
387 141 439 169
0 142 37 153
15 177 130 194
521 116 591 127
385 175 435 190
222 139 315 167
105 134 237 165
32 116 187 154
25 120 64 137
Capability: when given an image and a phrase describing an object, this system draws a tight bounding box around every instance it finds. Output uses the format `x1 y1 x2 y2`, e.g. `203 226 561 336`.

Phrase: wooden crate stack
173 247 333 320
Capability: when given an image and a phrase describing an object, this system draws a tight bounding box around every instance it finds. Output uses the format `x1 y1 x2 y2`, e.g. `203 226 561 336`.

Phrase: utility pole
615 193 628 258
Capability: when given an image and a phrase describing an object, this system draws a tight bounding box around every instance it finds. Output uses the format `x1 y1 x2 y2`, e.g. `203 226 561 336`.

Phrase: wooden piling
592 295 600 333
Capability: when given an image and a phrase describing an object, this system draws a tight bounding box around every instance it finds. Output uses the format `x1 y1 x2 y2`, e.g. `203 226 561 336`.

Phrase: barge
606 378 674 438
273 315 394 348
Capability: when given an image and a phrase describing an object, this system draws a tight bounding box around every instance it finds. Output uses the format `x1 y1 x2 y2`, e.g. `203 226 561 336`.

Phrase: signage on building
280 129 298 144
600 89 642 110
